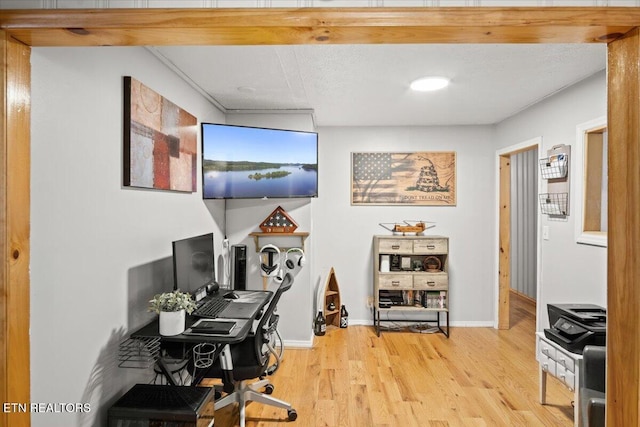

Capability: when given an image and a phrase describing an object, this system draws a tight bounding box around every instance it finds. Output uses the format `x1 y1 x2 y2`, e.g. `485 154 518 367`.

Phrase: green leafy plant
148 290 197 314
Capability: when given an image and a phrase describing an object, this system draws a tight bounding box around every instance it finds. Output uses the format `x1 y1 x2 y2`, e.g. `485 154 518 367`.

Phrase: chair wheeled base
215 378 297 427
201 274 298 427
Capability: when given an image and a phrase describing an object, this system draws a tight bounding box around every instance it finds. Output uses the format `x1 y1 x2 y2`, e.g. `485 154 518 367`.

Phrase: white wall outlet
543 226 550 240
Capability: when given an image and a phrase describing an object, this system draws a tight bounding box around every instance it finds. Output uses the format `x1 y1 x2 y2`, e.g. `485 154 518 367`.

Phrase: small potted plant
148 290 197 336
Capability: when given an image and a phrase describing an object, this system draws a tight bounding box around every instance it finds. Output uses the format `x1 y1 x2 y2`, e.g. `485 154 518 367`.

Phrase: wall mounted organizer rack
539 144 570 217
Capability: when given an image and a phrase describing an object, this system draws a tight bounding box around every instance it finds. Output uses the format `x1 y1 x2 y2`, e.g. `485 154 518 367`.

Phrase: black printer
544 304 606 354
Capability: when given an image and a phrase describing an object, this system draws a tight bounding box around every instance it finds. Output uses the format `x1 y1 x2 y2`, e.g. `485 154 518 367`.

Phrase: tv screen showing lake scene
201 123 318 199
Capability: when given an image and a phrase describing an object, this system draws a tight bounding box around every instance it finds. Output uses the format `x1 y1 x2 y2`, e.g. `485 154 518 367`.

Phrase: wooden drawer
413 274 448 290
378 239 413 254
378 274 413 289
413 238 448 254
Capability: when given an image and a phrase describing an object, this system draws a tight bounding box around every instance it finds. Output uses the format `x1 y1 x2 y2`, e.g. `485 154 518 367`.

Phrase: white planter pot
159 309 186 336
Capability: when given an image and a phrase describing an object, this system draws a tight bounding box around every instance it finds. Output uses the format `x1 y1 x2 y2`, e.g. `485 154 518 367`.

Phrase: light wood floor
209 293 574 427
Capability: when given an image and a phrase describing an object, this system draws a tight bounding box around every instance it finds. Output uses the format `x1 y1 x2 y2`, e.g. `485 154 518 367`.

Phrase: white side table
536 332 583 427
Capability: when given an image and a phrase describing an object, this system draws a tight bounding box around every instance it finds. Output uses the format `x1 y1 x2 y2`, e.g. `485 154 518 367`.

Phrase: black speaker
231 244 247 291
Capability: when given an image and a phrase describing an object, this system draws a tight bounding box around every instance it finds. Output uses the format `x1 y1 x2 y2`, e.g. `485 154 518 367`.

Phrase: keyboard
192 298 231 319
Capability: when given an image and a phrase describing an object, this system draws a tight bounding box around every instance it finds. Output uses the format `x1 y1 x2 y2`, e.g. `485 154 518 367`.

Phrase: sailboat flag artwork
259 206 299 233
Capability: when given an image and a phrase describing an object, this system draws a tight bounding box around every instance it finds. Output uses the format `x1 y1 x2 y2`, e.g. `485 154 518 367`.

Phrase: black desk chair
199 272 297 426
580 345 606 427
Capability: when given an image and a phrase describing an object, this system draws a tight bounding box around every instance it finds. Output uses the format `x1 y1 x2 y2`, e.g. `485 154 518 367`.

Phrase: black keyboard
192 298 231 319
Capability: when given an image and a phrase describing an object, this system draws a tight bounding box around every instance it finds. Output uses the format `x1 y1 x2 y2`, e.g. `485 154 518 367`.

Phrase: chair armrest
582 345 606 392
587 397 606 427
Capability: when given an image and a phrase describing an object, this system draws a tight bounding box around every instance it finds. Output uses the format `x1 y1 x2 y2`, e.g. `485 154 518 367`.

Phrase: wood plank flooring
208 293 574 426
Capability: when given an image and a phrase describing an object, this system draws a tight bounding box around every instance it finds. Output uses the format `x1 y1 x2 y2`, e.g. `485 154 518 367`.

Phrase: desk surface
131 290 272 345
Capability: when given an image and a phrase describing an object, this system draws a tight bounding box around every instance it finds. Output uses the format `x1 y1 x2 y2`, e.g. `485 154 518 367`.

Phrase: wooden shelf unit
323 268 342 328
373 235 450 337
248 231 309 252
249 231 310 290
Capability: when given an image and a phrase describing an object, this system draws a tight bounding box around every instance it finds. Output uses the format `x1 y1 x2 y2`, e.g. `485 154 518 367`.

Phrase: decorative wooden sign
351 151 456 206
259 206 298 233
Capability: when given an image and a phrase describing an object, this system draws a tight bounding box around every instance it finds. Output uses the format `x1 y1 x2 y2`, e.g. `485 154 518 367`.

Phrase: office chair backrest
252 272 293 368
194 272 294 387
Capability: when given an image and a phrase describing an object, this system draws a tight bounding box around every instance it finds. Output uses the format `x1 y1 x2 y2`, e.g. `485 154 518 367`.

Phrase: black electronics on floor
107 384 214 426
231 244 247 291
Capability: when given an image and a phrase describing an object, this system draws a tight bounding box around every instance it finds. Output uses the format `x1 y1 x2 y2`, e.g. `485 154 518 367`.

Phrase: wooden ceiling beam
0 7 636 47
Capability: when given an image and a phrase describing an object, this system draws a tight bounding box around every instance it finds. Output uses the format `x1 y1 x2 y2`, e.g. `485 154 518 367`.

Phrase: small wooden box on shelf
373 235 450 337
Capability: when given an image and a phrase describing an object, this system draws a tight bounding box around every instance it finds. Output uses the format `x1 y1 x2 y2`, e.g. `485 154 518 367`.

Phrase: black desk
130 290 272 386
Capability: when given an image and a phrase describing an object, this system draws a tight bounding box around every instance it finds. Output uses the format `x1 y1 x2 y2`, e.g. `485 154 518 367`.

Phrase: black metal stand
374 308 449 338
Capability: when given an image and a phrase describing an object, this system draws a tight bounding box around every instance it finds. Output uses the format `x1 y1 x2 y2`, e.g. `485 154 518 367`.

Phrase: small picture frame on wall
123 76 198 192
351 151 456 206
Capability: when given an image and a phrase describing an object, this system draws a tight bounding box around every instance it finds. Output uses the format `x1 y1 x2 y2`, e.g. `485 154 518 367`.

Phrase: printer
544 304 606 354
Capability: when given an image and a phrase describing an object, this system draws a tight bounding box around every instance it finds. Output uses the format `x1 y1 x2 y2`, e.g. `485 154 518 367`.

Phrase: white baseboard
350 319 495 328
282 320 497 347
448 321 494 327
282 331 315 348
282 339 314 348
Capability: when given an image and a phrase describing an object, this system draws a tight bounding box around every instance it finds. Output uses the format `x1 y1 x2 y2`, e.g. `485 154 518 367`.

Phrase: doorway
3 8 640 427
497 137 541 330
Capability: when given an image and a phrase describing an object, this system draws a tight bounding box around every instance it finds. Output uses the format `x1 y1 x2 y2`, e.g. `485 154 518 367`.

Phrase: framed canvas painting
123 76 197 192
351 151 456 206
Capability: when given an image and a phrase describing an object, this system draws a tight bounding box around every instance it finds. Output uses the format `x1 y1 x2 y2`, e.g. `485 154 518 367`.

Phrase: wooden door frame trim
0 7 639 46
1 31 31 427
1 6 637 427
498 155 512 330
607 27 640 427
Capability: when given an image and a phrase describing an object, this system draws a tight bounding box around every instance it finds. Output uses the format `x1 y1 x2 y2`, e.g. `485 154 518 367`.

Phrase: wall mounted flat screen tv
201 123 318 199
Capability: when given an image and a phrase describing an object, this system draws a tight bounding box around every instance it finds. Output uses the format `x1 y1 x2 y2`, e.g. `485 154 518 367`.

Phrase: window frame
574 116 607 247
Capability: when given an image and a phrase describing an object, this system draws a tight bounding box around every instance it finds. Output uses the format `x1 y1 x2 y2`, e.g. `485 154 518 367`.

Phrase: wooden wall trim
0 31 31 427
583 133 604 231
0 30 7 427
498 155 511 330
607 27 640 427
0 6 636 426
0 7 637 46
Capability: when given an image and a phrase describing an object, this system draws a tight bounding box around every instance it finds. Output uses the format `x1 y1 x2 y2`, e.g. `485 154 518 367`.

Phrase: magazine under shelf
539 155 568 179
539 193 568 216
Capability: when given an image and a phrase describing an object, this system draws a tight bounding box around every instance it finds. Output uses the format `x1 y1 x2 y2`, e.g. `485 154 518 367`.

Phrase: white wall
28 41 608 427
314 126 497 326
495 70 607 331
224 113 317 345
30 46 225 427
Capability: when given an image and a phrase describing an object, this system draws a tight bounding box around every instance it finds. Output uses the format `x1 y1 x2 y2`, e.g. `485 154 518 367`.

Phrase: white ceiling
152 43 606 127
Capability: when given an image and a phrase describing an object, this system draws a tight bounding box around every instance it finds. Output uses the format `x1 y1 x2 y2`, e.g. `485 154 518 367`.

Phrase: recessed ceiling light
410 76 450 92
237 86 256 93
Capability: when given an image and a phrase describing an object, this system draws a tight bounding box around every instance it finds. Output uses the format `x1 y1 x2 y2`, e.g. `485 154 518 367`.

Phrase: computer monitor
172 232 215 302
